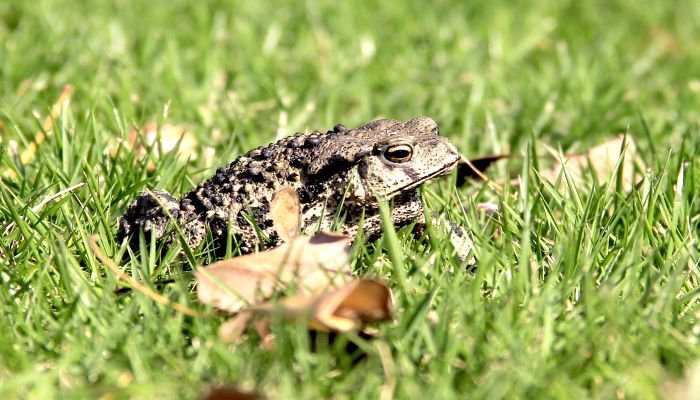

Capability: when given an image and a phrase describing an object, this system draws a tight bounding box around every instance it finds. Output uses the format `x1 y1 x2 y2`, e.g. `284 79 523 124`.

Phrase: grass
1 0 700 398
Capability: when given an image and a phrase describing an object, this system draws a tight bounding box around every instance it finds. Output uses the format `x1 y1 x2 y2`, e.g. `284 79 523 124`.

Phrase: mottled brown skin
117 116 463 254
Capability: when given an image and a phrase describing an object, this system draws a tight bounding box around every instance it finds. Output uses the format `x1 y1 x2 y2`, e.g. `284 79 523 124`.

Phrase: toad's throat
384 160 459 198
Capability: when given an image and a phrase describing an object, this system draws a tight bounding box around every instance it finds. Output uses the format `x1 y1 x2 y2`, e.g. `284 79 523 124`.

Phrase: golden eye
383 143 413 163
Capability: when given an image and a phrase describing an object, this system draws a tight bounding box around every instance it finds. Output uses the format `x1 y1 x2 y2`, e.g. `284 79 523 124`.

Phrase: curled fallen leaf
219 279 393 342
309 278 393 332
269 187 301 243
196 232 352 314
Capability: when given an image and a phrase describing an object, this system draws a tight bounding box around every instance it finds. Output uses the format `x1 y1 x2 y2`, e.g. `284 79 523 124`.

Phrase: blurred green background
3 0 698 155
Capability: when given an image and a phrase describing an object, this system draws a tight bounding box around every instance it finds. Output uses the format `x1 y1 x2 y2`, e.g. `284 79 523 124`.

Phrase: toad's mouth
385 159 459 198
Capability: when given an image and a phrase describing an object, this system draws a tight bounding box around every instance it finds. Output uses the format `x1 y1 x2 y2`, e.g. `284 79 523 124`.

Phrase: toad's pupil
385 145 412 162
391 149 409 158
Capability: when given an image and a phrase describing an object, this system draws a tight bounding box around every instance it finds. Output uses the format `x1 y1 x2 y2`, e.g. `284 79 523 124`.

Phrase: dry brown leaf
540 135 644 191
198 385 261 400
219 279 393 341
137 123 198 159
218 311 278 347
269 187 301 242
218 312 255 343
662 361 700 400
110 122 199 171
457 153 512 186
197 267 278 314
196 232 352 313
309 279 393 332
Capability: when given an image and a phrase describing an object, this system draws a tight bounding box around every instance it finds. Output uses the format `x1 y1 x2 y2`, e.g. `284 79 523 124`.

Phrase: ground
1 0 699 398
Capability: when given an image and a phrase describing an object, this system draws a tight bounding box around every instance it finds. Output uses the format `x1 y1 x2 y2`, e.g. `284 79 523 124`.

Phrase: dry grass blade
540 135 645 191
88 235 200 317
2 183 84 236
20 85 74 164
3 85 73 178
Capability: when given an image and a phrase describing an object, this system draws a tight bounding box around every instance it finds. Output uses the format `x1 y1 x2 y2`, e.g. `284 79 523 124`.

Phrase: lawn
1 0 700 398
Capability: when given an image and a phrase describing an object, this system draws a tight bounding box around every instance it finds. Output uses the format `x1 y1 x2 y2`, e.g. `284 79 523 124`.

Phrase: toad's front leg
408 212 474 263
117 190 181 249
117 190 208 252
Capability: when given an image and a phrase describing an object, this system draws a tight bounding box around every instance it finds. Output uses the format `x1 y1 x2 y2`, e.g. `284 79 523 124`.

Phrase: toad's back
117 116 460 253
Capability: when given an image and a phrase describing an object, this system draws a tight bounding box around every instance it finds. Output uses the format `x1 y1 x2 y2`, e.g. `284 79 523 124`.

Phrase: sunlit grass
1 0 699 398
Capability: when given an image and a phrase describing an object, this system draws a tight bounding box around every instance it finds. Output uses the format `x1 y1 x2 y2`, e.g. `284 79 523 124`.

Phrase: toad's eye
383 143 413 163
